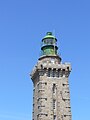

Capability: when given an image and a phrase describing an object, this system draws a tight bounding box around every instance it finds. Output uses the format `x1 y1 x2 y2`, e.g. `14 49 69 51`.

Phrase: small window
41 64 43 69
44 68 47 75
45 82 47 85
67 67 69 70
54 115 56 120
53 69 56 77
53 84 56 93
53 99 56 109
48 68 52 77
57 69 61 77
63 69 65 77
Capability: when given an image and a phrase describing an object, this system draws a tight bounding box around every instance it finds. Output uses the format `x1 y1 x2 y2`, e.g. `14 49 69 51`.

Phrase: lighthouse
31 32 72 120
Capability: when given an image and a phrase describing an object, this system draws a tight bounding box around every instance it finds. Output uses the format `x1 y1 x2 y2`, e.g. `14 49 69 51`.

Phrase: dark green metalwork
41 32 58 56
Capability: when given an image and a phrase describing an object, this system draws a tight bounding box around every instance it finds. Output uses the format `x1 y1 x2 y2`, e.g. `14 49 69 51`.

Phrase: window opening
63 69 65 77
57 69 61 77
48 68 52 77
53 115 56 120
53 99 56 109
53 84 56 93
53 69 56 77
44 68 47 75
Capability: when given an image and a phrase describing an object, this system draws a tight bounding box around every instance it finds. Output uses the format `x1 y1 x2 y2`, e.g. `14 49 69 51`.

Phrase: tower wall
31 56 72 120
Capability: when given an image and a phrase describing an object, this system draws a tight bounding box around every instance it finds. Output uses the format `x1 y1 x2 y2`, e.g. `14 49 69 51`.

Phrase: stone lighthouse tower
31 32 72 120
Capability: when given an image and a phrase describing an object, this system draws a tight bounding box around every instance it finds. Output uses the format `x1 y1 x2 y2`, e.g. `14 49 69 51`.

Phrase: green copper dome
42 32 57 41
41 32 58 56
